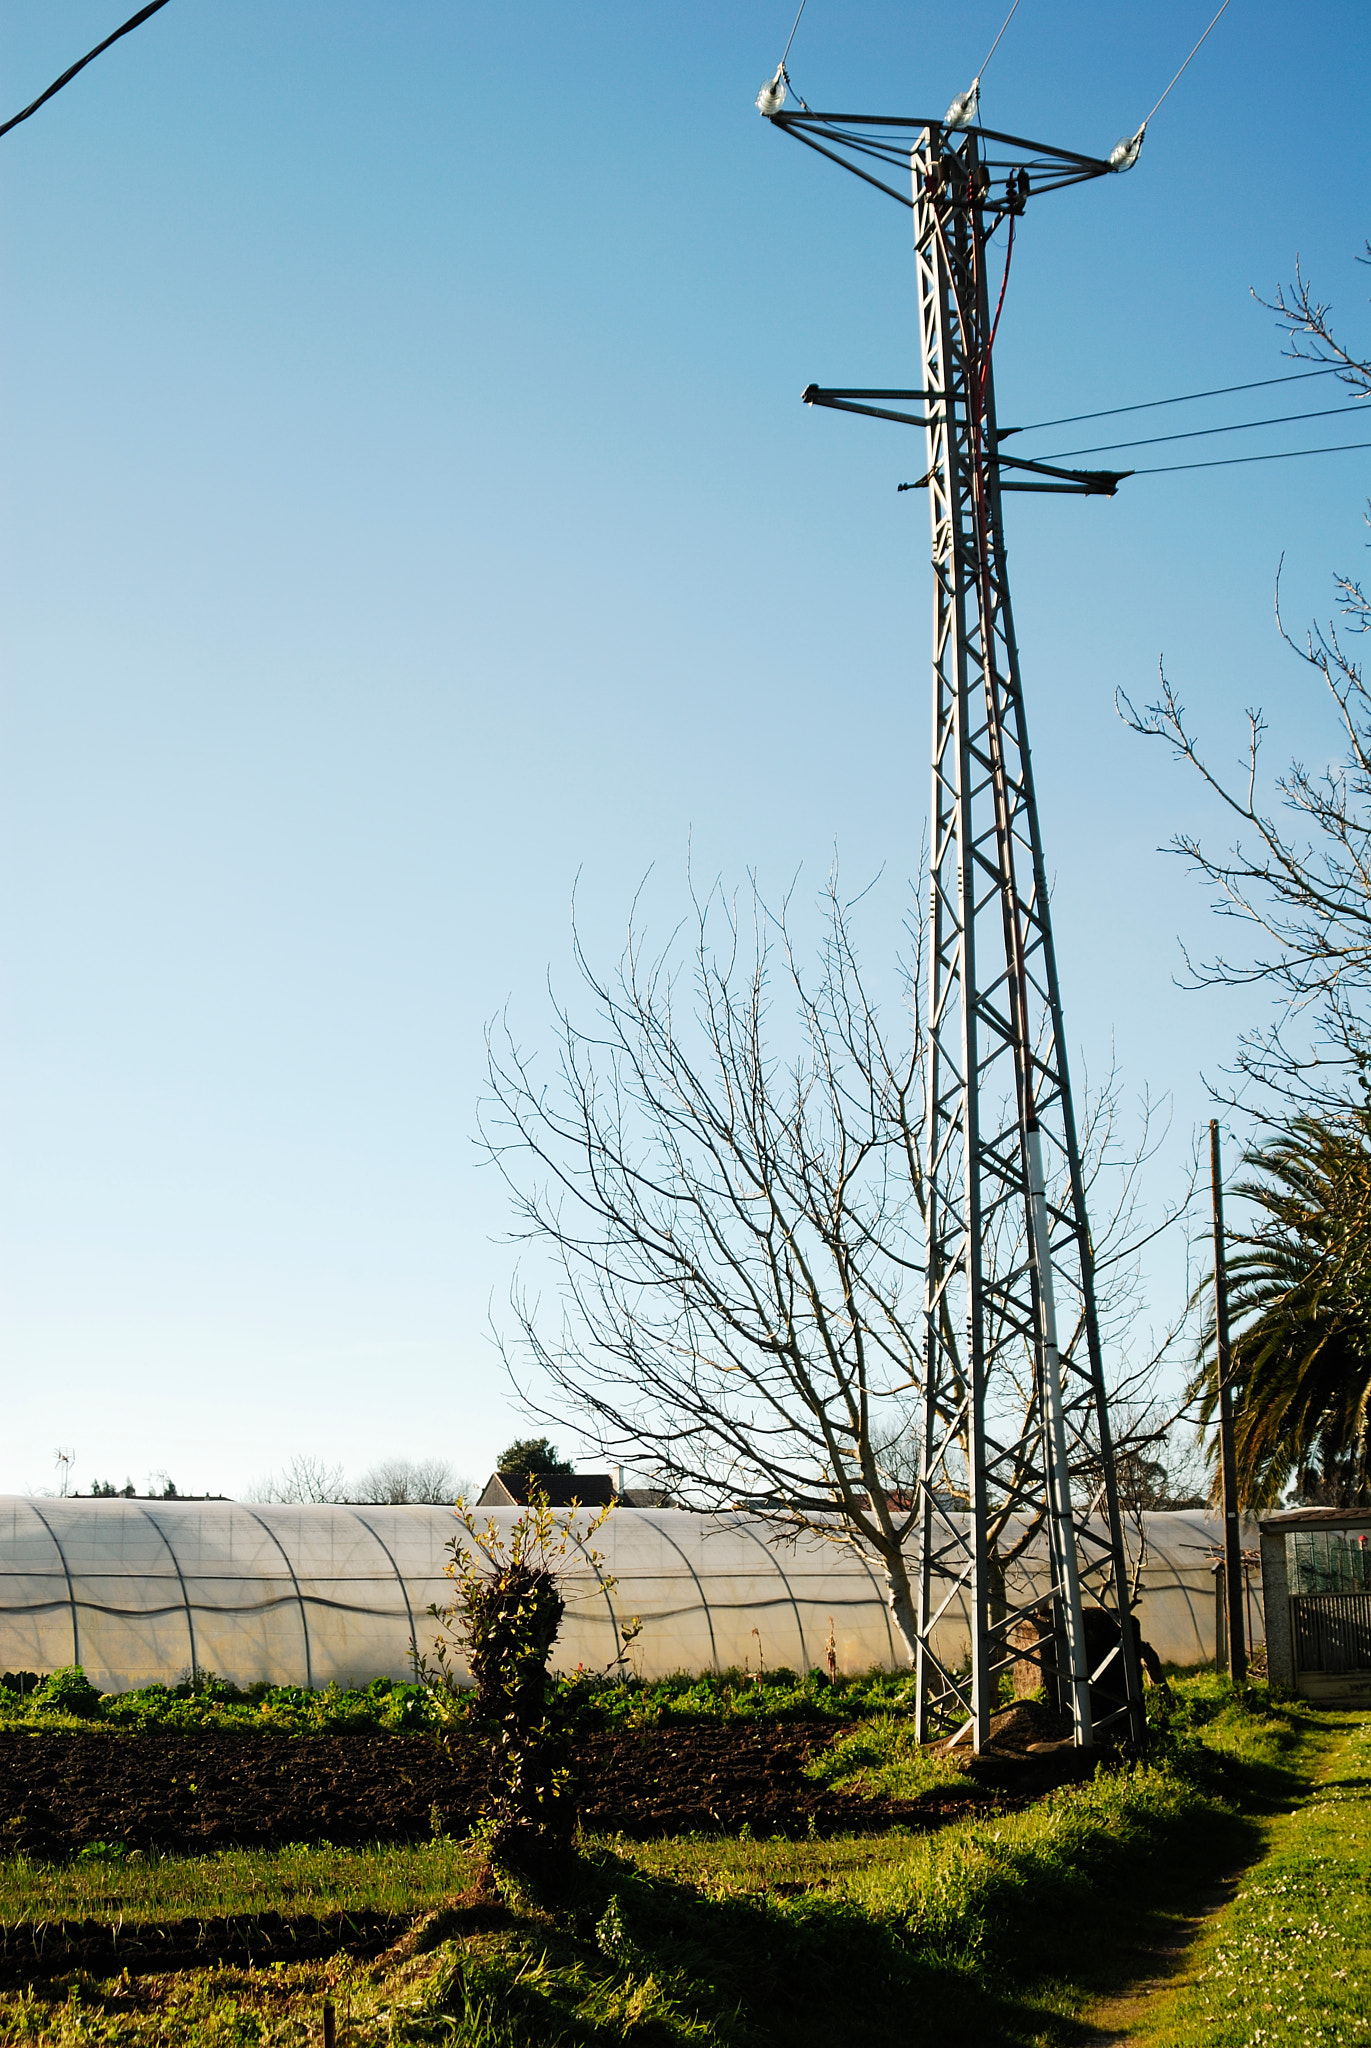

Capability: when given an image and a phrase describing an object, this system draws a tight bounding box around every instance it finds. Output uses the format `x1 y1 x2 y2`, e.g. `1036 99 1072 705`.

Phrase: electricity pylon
765 102 1146 1749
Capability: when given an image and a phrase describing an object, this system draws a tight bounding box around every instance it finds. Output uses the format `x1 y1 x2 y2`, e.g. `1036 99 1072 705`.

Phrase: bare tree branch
1119 245 1371 1114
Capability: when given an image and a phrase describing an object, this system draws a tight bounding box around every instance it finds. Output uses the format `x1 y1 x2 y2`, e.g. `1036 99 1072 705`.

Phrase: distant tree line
247 1453 475 1506
76 1442 576 1510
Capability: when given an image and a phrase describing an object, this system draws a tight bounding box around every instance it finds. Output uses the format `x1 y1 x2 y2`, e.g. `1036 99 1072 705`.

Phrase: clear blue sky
2 1 1368 1496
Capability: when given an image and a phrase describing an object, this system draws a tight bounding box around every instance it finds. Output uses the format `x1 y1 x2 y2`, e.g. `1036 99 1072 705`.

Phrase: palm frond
1190 1110 1371 1506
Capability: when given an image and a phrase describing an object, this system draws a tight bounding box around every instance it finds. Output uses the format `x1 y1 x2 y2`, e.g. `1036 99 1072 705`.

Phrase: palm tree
1193 1112 1371 1507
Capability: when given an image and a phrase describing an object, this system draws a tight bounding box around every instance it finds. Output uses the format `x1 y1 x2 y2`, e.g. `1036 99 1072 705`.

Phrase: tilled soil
0 1723 1001 1858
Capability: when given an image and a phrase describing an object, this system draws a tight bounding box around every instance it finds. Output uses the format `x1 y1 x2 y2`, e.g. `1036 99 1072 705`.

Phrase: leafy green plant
34 1667 103 1718
0 1658 948 1740
561 1664 921 1728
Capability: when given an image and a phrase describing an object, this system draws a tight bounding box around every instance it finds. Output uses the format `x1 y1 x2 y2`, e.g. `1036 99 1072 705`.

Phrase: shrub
420 1494 616 1892
34 1667 103 1718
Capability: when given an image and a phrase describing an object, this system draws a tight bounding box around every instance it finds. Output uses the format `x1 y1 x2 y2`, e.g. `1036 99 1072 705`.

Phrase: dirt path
1076 1863 1253 2047
1078 1711 1370 2046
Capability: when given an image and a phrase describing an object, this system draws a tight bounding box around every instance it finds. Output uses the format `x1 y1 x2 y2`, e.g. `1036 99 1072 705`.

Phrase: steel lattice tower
768 105 1146 1749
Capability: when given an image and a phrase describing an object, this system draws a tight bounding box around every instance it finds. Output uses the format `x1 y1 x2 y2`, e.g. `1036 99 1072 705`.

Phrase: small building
1259 1508 1371 1707
476 1469 672 1509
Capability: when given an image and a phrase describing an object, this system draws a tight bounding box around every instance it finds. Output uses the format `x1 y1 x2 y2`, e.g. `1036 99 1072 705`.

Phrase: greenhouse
0 1496 1256 1695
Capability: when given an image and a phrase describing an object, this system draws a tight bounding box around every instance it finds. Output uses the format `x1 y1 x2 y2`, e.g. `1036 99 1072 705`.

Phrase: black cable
0 0 173 141
1132 438 1371 477
1008 364 1343 435
1023 400 1371 464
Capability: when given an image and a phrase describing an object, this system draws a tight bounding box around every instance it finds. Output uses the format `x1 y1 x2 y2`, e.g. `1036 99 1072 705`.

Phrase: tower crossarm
769 111 1114 213
798 390 1130 496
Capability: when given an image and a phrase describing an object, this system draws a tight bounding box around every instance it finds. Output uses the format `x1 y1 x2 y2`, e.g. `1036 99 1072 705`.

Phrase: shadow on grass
410 1768 1279 2048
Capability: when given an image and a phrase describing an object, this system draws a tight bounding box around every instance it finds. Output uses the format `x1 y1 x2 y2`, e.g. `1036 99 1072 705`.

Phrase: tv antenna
761 93 1150 1750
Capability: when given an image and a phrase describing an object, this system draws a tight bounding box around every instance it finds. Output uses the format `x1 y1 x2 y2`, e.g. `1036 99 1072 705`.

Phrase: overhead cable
945 0 1025 130
757 0 810 116
978 0 1024 82
1107 0 1235 174
778 0 809 71
0 0 173 141
1132 439 1371 477
1007 365 1343 436
1025 401 1371 463
1141 0 1235 129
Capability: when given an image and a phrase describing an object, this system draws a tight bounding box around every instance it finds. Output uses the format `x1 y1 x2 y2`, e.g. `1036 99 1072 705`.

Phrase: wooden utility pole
1210 1120 1246 1681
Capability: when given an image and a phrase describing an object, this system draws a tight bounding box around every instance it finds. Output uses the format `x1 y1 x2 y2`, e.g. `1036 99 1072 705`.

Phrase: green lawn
1 1680 1365 2047
1120 1712 1371 2047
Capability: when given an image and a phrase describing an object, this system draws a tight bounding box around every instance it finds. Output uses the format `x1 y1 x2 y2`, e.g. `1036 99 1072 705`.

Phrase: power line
1027 400 1371 463
978 0 1023 82
1132 438 1371 478
778 0 809 71
1105 0 1236 171
1141 0 1234 129
1006 365 1343 436
0 0 173 142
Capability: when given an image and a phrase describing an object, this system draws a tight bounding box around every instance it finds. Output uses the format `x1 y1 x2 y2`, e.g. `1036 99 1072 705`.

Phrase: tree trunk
879 1544 920 1667
986 1544 1008 1634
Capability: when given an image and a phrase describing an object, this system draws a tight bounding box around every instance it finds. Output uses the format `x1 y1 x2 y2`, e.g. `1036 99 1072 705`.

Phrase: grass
798 1710 969 1802
1120 1710 1371 2047
0 1841 483 1927
0 1677 1362 2047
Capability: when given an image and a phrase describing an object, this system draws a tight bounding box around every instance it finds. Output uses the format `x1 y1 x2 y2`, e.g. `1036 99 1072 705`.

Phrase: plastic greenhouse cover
0 1498 1256 1694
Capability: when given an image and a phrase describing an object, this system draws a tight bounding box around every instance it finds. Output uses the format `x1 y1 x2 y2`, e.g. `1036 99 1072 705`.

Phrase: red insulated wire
979 208 1015 410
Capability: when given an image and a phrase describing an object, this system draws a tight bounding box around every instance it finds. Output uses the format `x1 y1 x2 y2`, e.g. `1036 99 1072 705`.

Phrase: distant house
475 1471 671 1509
477 1470 616 1509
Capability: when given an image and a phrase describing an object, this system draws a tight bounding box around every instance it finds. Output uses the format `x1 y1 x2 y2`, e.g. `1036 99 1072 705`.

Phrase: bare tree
1257 242 1371 400
483 873 1185 1664
245 1454 347 1504
485 875 929 1655
247 1453 470 1506
1119 245 1371 1115
353 1456 467 1506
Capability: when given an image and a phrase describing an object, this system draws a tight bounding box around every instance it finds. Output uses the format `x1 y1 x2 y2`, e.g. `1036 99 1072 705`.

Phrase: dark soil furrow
0 1724 1004 1855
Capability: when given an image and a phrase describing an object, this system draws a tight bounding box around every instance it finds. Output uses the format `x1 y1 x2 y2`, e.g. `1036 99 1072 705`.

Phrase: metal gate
1291 1593 1371 1677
